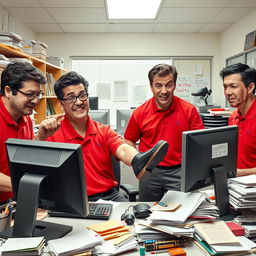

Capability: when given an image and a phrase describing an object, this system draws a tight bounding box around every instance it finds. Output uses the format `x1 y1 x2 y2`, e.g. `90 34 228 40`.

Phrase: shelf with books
0 43 66 124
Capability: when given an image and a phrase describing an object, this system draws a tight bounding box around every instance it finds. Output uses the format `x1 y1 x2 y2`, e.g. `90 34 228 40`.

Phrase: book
226 222 245 236
194 221 240 245
0 237 45 256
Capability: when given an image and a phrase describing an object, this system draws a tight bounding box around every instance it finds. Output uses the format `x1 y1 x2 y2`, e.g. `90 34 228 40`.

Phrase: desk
41 202 205 256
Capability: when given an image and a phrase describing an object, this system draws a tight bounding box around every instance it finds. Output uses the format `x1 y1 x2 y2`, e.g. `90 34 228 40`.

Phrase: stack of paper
0 32 23 49
0 237 45 256
136 191 219 238
228 175 256 209
193 221 256 255
87 220 137 255
47 229 103 256
235 209 256 241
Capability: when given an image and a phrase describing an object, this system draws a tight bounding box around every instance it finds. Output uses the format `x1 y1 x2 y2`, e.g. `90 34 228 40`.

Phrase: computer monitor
181 125 238 219
89 109 110 125
116 109 133 136
89 96 99 110
0 139 88 240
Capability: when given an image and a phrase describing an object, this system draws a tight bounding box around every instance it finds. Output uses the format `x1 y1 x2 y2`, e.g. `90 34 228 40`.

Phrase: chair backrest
111 156 121 191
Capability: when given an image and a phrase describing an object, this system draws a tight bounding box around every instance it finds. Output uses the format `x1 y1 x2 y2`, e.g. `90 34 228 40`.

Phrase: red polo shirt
0 96 34 202
228 98 256 169
124 96 204 167
47 116 125 196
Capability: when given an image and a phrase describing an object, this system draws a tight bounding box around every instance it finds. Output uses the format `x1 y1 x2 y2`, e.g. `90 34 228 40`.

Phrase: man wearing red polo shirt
0 62 63 204
124 64 204 201
220 63 256 177
47 71 168 202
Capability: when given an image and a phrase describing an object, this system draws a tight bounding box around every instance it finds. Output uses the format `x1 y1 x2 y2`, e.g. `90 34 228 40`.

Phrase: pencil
150 250 168 254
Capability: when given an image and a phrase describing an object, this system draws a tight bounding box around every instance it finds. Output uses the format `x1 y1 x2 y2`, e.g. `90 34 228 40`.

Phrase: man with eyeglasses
0 62 63 204
124 64 204 201
47 71 169 202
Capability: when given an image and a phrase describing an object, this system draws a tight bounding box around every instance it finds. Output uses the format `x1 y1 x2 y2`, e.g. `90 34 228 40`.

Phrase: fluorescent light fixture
106 0 162 19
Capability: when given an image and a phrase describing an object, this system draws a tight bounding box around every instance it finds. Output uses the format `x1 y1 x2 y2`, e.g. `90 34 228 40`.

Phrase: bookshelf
0 43 66 124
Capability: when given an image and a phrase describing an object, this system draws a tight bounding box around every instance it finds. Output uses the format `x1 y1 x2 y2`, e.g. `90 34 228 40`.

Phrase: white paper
113 80 128 102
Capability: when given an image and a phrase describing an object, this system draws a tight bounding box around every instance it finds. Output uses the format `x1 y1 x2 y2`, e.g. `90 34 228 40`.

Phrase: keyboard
48 202 113 220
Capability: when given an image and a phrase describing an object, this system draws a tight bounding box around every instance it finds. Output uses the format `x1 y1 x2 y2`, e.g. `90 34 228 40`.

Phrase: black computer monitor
116 109 133 136
181 125 238 219
89 109 110 125
0 139 88 240
89 96 99 110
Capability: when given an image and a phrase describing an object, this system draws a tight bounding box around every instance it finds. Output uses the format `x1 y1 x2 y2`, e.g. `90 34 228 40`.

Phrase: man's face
7 80 42 118
61 84 89 122
150 74 176 110
223 73 253 108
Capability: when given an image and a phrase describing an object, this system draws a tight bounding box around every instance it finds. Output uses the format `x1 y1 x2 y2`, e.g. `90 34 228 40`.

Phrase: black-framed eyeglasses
62 92 89 104
13 88 44 100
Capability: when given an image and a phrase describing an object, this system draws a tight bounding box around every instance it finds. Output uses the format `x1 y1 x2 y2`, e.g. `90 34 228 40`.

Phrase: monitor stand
213 166 237 221
0 173 72 240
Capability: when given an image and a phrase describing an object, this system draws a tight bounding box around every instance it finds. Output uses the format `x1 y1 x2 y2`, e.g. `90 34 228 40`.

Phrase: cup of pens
0 202 15 232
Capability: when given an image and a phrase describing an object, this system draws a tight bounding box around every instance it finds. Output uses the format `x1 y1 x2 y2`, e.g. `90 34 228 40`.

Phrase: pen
150 250 168 254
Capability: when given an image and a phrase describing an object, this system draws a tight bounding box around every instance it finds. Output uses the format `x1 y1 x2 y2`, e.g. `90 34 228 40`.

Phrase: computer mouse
133 203 151 219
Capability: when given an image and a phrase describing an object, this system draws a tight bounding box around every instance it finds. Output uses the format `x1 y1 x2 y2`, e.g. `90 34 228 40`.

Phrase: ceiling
0 0 255 34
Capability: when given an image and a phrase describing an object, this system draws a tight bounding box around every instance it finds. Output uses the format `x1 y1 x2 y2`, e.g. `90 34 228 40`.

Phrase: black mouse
133 203 151 219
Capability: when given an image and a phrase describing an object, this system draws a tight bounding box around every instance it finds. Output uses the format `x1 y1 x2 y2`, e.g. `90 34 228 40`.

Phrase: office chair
111 156 139 202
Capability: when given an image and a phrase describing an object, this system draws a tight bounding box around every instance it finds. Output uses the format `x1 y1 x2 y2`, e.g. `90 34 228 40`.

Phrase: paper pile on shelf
47 56 64 68
47 229 103 256
21 39 35 55
32 41 48 60
228 174 256 209
0 236 45 256
0 32 23 50
87 220 137 255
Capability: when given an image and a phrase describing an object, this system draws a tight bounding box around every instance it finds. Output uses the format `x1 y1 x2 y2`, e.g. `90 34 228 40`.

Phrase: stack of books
193 221 256 255
228 174 256 210
32 41 48 60
0 237 45 256
0 32 23 50
21 39 35 55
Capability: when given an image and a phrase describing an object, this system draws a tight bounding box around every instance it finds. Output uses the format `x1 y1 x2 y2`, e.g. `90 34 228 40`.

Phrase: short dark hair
54 71 89 100
1 62 46 95
220 63 256 94
148 64 178 85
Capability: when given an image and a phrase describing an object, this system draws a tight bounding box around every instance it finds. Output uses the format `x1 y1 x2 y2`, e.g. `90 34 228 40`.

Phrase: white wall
38 33 223 106
16 21 37 40
220 9 256 67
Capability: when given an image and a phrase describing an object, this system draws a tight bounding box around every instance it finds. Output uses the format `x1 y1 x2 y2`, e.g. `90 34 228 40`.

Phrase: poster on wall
113 80 128 102
96 82 111 100
132 85 147 105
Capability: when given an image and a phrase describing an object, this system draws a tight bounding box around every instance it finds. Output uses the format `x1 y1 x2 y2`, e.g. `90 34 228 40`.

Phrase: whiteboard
173 58 212 105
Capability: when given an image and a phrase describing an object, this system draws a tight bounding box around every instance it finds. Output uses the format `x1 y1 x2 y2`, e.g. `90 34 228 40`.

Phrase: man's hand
34 113 65 141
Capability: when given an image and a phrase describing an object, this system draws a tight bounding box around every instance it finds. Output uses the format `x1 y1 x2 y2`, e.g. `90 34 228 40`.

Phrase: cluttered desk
1 126 256 255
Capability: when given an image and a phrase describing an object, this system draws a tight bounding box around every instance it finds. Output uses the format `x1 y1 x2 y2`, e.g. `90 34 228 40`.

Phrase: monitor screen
89 109 110 125
116 109 133 136
0 139 88 240
89 96 99 110
181 125 238 219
